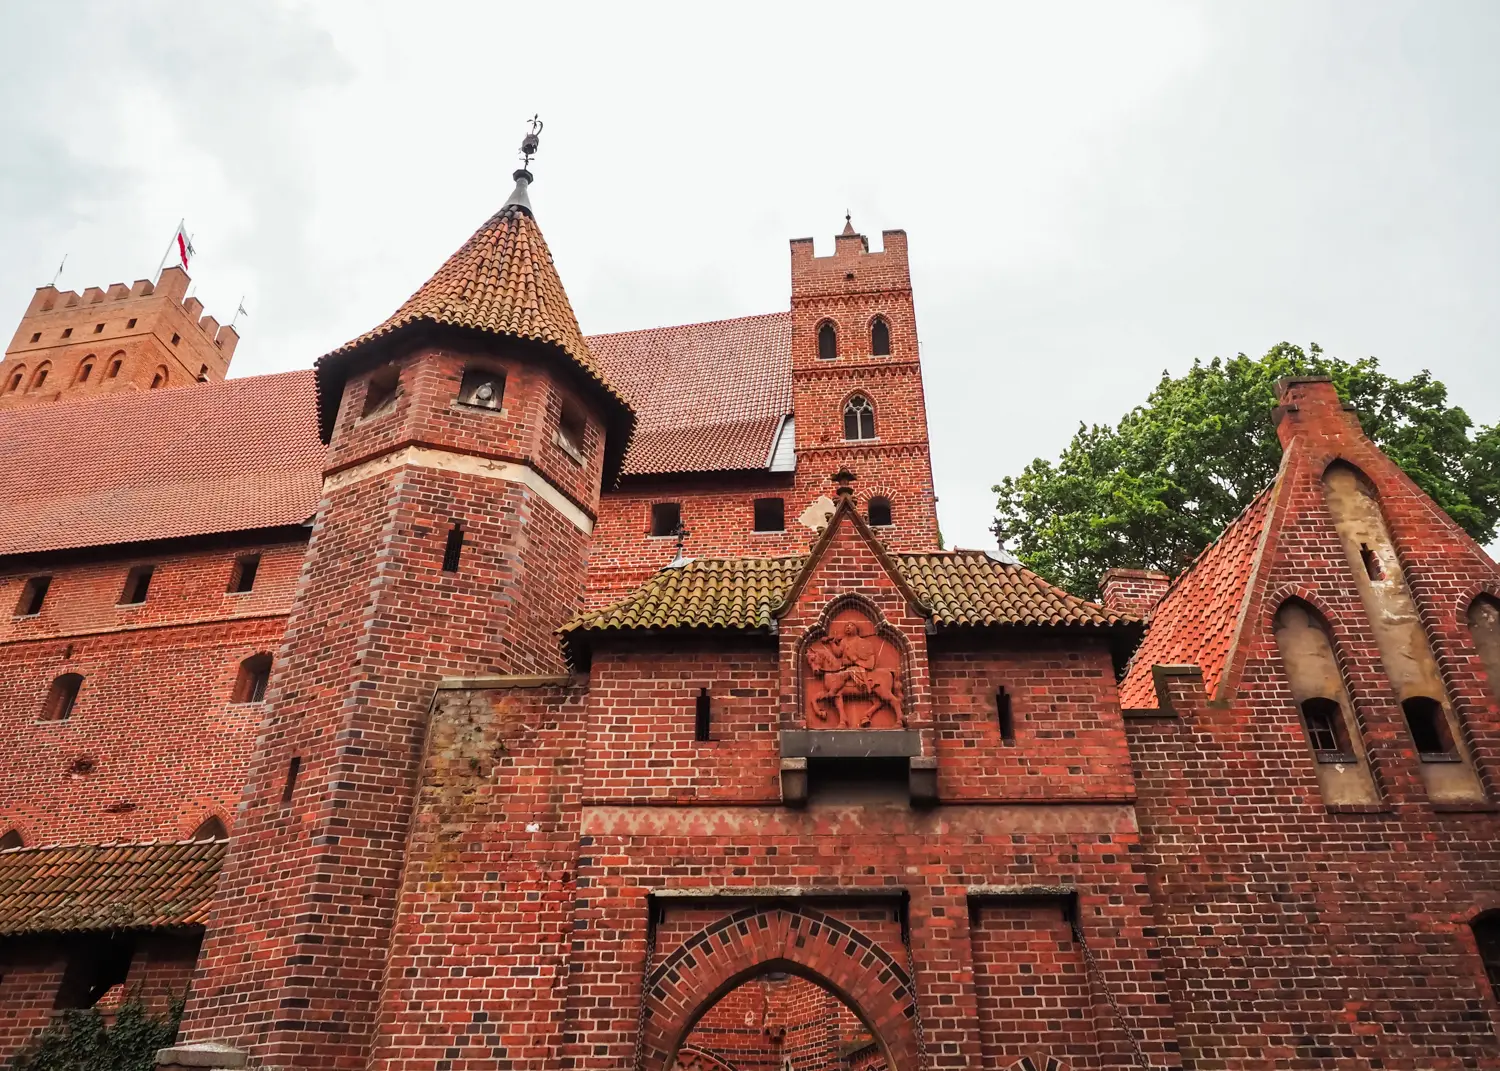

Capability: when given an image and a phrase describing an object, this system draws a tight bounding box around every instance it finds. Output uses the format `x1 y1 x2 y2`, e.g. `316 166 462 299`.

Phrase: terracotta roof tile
587 313 791 475
0 839 226 935
316 202 633 458
561 551 1132 659
1118 486 1274 708
0 371 325 558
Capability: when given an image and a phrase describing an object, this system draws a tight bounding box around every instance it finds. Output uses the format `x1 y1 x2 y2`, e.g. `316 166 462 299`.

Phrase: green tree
992 343 1500 598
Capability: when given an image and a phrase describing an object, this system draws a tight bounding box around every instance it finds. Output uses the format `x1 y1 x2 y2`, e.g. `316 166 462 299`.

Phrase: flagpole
154 218 184 282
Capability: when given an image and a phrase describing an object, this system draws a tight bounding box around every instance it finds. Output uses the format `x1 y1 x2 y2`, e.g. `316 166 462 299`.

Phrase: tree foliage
9 993 182 1071
992 343 1500 598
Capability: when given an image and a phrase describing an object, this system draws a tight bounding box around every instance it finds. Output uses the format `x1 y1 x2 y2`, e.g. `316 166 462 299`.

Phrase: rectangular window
361 365 399 417
556 405 587 463
170 333 181 345
94 323 104 333
754 498 785 532
695 688 712 742
29 332 40 343
996 687 1015 743
650 502 682 537
126 318 137 329
15 576 51 617
227 553 261 594
119 565 154 605
442 524 465 573
61 328 72 339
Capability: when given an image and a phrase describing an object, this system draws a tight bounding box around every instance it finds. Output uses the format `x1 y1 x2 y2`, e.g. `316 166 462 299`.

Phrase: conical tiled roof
314 188 634 465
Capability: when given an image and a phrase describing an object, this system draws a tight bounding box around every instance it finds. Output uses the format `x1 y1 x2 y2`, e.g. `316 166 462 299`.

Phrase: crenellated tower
0 266 238 409
164 129 633 1069
789 218 940 549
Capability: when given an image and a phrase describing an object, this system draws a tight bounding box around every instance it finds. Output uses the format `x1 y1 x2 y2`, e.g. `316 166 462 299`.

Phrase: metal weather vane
520 115 543 169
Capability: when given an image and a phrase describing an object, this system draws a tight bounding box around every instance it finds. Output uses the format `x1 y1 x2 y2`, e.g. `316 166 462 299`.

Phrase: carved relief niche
802 603 906 730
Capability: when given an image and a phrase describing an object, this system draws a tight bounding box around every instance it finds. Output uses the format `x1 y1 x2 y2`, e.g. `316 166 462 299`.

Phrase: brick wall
0 537 303 843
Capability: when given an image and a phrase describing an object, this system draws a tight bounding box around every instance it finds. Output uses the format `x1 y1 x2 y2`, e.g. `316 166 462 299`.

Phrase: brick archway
641 903 918 1071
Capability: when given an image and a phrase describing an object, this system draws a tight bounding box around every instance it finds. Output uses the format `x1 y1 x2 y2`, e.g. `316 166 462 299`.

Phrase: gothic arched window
870 317 891 356
817 321 837 360
843 394 875 441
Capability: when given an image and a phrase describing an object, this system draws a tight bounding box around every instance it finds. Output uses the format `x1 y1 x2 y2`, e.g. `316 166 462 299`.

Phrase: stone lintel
780 729 920 759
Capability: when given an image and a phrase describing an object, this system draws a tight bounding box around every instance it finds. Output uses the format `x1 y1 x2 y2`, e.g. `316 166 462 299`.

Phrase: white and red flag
174 221 195 270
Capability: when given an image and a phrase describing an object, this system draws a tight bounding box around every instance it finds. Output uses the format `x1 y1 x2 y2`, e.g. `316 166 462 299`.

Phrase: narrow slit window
232 654 273 703
5 371 22 392
31 365 50 390
78 361 94 383
871 317 891 356
695 687 712 742
817 321 837 360
753 498 785 532
282 756 302 805
1402 696 1454 757
107 358 123 378
15 575 51 617
996 687 1015 743
119 565 154 605
42 673 83 721
1359 543 1384 581
843 395 876 441
442 524 465 573
227 553 261 593
650 502 682 537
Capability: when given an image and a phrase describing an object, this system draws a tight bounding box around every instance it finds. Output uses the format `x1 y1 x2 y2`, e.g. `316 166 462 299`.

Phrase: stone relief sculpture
804 607 904 729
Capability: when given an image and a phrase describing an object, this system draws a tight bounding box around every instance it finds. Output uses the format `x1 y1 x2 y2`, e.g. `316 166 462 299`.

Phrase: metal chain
901 906 931 1070
633 902 658 1071
1071 912 1152 1069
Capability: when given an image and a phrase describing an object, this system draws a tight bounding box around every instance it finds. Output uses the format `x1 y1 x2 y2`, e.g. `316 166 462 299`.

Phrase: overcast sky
3 1 1497 555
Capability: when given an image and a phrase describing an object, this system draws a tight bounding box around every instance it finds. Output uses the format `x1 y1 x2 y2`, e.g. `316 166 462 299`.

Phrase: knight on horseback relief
803 606 906 730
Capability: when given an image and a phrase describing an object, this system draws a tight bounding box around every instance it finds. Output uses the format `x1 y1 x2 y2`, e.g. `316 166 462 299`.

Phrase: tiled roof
316 200 635 468
561 551 1132 657
588 312 791 476
0 839 226 935
0 371 325 557
1118 486 1274 708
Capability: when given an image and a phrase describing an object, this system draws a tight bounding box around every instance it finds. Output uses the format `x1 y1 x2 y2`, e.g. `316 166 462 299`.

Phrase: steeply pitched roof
588 312 791 476
0 370 325 558
560 549 1133 662
0 839 226 935
315 197 635 471
1118 485 1275 708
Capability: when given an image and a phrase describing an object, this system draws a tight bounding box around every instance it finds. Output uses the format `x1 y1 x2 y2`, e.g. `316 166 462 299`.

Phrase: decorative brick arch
673 1045 741 1071
640 904 918 1071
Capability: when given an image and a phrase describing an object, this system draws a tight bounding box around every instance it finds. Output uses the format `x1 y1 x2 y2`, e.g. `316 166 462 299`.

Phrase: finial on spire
842 210 856 237
504 114 544 214
831 467 857 496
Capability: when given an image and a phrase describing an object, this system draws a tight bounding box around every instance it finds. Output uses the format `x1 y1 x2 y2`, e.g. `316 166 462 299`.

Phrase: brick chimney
1099 567 1171 618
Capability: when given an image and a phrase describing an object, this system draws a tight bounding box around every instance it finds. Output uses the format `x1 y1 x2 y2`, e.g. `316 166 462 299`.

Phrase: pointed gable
777 492 928 622
314 195 633 468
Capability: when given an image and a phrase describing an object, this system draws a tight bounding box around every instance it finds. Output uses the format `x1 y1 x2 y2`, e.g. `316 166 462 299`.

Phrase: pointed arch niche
1321 461 1486 803
1271 598 1379 805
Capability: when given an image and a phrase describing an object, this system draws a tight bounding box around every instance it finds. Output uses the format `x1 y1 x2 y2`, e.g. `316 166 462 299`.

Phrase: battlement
10 267 239 359
790 228 910 299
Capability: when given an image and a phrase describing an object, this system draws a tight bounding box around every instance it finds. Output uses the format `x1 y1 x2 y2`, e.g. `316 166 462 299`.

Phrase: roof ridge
585 310 790 341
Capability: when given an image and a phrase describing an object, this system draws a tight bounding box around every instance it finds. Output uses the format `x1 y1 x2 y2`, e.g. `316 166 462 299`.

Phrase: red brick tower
789 218 939 549
165 136 633 1069
1 266 238 410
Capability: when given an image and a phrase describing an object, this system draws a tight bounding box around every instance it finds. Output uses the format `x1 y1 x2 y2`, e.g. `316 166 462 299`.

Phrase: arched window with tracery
843 394 875 440
870 317 891 356
817 321 837 360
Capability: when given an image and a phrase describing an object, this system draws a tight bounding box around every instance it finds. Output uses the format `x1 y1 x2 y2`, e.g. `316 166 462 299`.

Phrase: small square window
170 333 181 345
457 368 504 409
94 323 104 333
361 365 399 418
61 328 72 339
753 498 785 532
29 332 40 343
14 576 51 617
126 318 137 329
119 565 154 605
227 553 261 594
651 502 682 537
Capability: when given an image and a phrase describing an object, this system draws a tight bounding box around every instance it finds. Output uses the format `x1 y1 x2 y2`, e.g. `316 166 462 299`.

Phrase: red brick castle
2 137 1500 1070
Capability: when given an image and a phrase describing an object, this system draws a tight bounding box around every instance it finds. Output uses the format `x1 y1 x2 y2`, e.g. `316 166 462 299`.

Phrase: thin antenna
50 254 67 288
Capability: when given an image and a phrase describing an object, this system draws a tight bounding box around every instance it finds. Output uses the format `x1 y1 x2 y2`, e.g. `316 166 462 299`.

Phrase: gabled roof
588 312 792 476
560 547 1133 663
0 839 226 935
1118 484 1276 709
315 195 635 476
0 370 325 558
